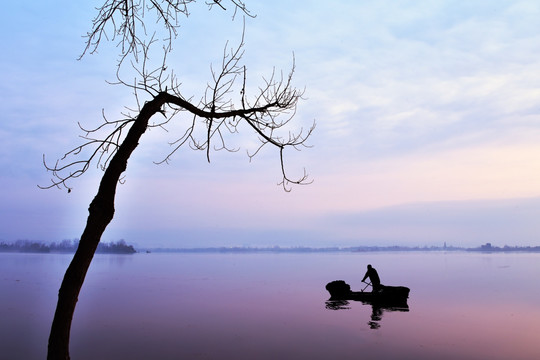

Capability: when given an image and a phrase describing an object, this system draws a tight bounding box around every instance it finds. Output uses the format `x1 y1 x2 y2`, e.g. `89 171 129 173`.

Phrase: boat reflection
325 299 409 329
325 299 351 310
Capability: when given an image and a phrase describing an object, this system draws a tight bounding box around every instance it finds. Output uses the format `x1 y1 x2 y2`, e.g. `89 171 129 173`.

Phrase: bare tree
43 1 313 359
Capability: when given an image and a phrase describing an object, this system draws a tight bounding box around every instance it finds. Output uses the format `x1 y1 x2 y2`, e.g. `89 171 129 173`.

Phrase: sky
2 0 540 248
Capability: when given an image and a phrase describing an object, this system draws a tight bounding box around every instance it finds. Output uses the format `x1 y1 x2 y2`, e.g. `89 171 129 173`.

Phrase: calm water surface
1 251 540 359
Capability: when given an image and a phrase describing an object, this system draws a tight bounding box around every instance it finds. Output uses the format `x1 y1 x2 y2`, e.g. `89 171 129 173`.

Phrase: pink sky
2 1 540 248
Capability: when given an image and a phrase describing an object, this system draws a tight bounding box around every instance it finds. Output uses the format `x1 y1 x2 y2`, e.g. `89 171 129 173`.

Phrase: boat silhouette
325 280 410 309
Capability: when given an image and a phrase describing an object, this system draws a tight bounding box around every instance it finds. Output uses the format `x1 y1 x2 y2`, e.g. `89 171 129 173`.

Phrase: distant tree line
467 242 540 252
0 239 136 254
3 241 538 254
145 243 540 253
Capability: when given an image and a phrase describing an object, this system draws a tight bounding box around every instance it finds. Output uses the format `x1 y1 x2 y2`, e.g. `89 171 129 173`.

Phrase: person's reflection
368 305 383 329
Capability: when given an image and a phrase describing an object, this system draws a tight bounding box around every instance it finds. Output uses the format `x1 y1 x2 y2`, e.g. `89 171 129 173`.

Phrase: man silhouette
362 264 381 292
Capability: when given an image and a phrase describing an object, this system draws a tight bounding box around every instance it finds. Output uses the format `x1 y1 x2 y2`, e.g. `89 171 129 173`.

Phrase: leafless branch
43 1 313 193
42 33 314 191
81 0 254 65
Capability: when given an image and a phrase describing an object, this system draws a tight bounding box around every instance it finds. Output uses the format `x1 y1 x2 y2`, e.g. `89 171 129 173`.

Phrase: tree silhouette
43 1 314 359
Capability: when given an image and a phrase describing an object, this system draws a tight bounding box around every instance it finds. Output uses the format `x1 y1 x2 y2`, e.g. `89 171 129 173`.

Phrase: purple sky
2 1 540 248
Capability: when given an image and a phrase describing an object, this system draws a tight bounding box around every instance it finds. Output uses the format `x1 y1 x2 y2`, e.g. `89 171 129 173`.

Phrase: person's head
367 264 372 270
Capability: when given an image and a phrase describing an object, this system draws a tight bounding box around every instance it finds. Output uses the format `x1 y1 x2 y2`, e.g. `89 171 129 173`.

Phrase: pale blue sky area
2 1 540 248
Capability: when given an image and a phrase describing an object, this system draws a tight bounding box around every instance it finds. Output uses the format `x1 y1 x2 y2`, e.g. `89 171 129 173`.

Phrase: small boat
326 280 410 307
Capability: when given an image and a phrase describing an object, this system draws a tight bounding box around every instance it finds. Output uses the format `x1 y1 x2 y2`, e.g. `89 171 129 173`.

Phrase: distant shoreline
141 242 540 254
0 240 136 254
2 241 539 255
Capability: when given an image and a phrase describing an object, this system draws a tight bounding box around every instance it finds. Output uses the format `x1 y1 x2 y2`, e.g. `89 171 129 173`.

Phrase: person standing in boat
362 264 382 293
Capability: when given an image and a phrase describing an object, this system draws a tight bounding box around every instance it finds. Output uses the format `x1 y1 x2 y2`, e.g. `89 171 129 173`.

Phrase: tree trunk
47 94 167 359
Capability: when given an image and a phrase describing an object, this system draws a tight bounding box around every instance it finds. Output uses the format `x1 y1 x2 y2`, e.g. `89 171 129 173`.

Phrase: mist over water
1 251 539 359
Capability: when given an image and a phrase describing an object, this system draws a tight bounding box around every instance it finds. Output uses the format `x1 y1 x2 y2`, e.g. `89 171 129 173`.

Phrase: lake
1 251 540 359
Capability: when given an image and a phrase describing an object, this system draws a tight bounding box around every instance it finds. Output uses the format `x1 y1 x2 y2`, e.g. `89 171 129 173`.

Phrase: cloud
321 196 540 246
3 0 540 247
260 0 540 163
